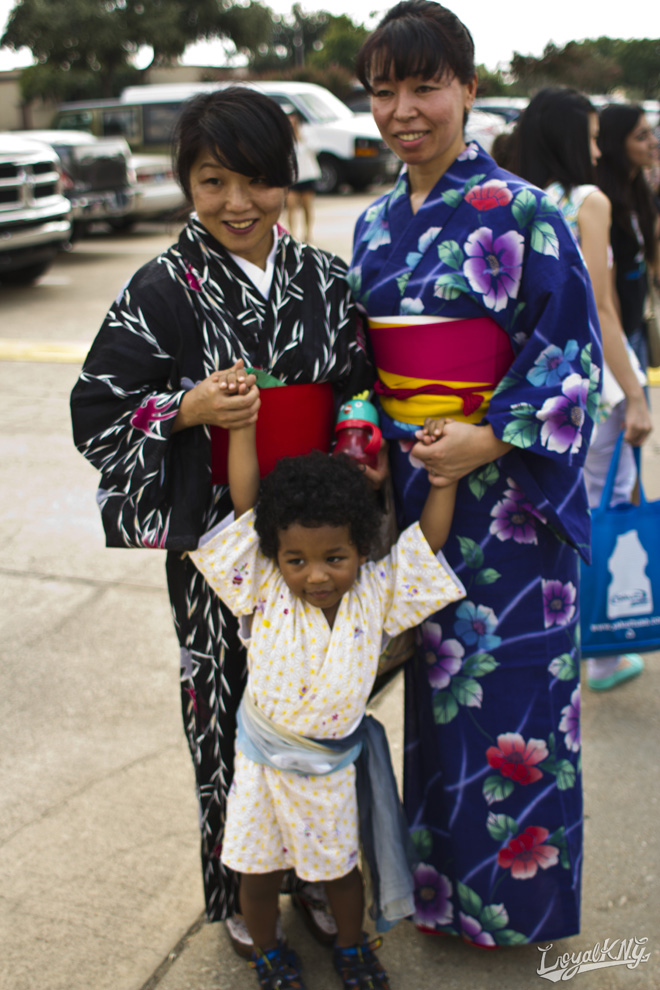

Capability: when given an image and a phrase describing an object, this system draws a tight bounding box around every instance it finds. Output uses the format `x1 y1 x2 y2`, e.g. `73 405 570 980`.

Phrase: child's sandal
250 940 306 990
333 935 390 989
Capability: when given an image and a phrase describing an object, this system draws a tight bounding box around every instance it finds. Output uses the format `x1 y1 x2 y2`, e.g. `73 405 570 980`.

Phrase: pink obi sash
369 316 515 420
210 383 334 485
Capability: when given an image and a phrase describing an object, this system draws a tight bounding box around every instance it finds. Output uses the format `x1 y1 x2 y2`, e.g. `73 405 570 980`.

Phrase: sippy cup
333 395 382 470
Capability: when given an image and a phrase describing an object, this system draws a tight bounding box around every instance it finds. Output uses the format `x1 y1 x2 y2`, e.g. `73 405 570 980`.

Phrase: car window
293 91 353 124
101 108 140 140
143 104 181 146
56 111 93 131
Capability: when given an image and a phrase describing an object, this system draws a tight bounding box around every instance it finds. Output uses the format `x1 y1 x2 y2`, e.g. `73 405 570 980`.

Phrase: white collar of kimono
227 226 279 299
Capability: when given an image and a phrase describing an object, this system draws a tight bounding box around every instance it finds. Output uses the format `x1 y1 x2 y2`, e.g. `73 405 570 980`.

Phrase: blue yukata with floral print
349 142 602 945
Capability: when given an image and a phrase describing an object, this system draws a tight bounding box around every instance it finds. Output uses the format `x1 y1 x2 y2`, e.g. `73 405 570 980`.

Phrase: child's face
276 522 366 625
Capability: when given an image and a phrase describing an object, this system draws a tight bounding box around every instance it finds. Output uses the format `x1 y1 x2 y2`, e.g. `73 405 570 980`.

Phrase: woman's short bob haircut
173 87 297 201
356 0 475 93
254 450 382 560
513 87 596 192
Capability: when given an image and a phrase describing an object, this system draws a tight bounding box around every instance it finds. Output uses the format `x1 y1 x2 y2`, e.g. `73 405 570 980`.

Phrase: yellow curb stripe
1 337 658 384
0 340 90 364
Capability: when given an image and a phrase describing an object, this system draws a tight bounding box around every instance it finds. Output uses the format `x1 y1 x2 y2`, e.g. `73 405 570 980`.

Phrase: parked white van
54 81 397 194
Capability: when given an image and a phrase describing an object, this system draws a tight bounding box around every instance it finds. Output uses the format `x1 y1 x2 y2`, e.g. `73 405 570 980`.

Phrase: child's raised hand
415 417 447 446
212 358 256 395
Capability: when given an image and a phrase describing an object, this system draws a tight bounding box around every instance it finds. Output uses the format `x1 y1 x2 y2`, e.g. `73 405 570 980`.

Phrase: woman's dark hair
254 450 381 559
356 0 475 93
596 103 657 264
512 87 596 191
173 87 297 200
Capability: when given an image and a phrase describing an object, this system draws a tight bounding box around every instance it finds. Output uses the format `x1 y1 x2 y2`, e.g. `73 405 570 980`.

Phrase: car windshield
293 90 353 124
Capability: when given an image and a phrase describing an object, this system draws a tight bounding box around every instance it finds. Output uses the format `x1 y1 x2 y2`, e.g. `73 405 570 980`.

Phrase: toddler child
189 384 464 990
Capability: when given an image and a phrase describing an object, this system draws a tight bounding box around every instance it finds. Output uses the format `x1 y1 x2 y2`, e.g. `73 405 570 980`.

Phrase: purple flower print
413 864 454 926
454 601 502 651
457 143 478 161
459 913 496 947
420 621 464 689
463 226 524 312
489 479 546 544
542 579 576 629
131 394 179 439
527 340 579 387
536 373 589 454
559 685 581 753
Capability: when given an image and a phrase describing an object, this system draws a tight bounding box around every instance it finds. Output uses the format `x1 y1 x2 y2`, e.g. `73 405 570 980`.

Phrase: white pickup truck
0 134 72 284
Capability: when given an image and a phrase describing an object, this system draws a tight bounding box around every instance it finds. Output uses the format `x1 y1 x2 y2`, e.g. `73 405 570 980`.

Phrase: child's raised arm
223 360 260 516
417 418 457 553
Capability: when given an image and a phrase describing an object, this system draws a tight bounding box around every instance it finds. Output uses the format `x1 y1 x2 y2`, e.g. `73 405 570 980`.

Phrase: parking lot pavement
1 205 659 990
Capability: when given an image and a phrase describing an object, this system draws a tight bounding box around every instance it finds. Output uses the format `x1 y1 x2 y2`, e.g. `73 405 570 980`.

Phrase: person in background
286 111 322 243
513 87 652 691
596 104 659 374
350 0 602 947
70 87 372 959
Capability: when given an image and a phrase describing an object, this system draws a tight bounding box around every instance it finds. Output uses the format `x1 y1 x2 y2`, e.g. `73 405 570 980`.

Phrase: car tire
315 154 343 195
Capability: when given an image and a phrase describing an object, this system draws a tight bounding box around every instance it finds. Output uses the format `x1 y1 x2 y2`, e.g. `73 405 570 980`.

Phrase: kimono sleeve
70 266 210 551
485 197 602 470
363 523 465 638
188 510 272 616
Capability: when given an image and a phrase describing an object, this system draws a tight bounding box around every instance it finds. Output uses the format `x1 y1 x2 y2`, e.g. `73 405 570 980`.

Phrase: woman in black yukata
70 87 372 956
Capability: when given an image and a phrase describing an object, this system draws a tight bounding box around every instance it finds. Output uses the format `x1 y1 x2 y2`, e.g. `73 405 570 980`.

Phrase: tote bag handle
599 432 646 511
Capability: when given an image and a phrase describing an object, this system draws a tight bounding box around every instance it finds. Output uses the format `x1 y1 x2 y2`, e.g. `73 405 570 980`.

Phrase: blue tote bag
580 432 660 656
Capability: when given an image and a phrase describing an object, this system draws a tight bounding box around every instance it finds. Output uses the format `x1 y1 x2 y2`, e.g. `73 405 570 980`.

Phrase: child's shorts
221 752 359 881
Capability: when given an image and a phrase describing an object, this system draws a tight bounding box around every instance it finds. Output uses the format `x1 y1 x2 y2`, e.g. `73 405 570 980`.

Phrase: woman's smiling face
189 150 286 269
370 70 477 176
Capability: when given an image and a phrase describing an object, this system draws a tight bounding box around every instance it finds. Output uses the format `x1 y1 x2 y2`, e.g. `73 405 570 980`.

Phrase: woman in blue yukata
349 1 602 946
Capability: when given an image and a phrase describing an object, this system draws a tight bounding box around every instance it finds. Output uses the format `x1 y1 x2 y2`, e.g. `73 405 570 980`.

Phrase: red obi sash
210 382 334 485
369 316 514 418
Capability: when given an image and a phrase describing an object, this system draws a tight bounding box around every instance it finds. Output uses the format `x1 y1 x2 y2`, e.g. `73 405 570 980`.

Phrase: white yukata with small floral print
190 510 464 881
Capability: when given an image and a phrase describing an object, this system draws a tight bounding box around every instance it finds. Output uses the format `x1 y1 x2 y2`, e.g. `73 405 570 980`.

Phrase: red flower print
497 826 559 879
465 179 513 211
486 732 548 785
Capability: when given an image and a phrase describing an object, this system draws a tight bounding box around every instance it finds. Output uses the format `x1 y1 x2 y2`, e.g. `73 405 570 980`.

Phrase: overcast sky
0 0 657 72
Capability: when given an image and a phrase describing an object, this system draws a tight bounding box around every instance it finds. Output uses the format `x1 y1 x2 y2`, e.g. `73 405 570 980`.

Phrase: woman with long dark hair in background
514 88 652 692
596 104 659 373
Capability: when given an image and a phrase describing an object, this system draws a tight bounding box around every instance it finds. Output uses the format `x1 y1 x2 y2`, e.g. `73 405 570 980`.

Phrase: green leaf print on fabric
457 536 484 569
511 188 538 228
461 652 499 677
437 240 464 270
468 462 500 501
548 826 571 870
486 812 518 842
475 568 501 585
554 760 577 790
457 881 483 918
433 690 459 724
483 774 515 804
530 220 560 259
411 829 433 859
480 903 510 931
396 272 411 296
433 271 470 300
501 404 540 447
441 189 463 208
456 883 528 945
450 676 483 708
464 173 487 192
548 652 578 680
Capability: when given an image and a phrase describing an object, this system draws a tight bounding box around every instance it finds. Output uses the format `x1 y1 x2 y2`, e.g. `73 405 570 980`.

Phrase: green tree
307 14 367 74
1 0 272 100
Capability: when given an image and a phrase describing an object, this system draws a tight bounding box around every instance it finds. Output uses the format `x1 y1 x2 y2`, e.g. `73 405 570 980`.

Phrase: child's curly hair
254 450 382 559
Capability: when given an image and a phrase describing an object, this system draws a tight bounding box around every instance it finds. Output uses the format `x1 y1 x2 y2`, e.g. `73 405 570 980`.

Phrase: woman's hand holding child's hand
173 358 260 432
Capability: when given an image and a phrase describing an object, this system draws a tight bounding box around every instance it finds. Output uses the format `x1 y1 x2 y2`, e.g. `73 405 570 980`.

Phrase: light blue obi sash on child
236 692 418 932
